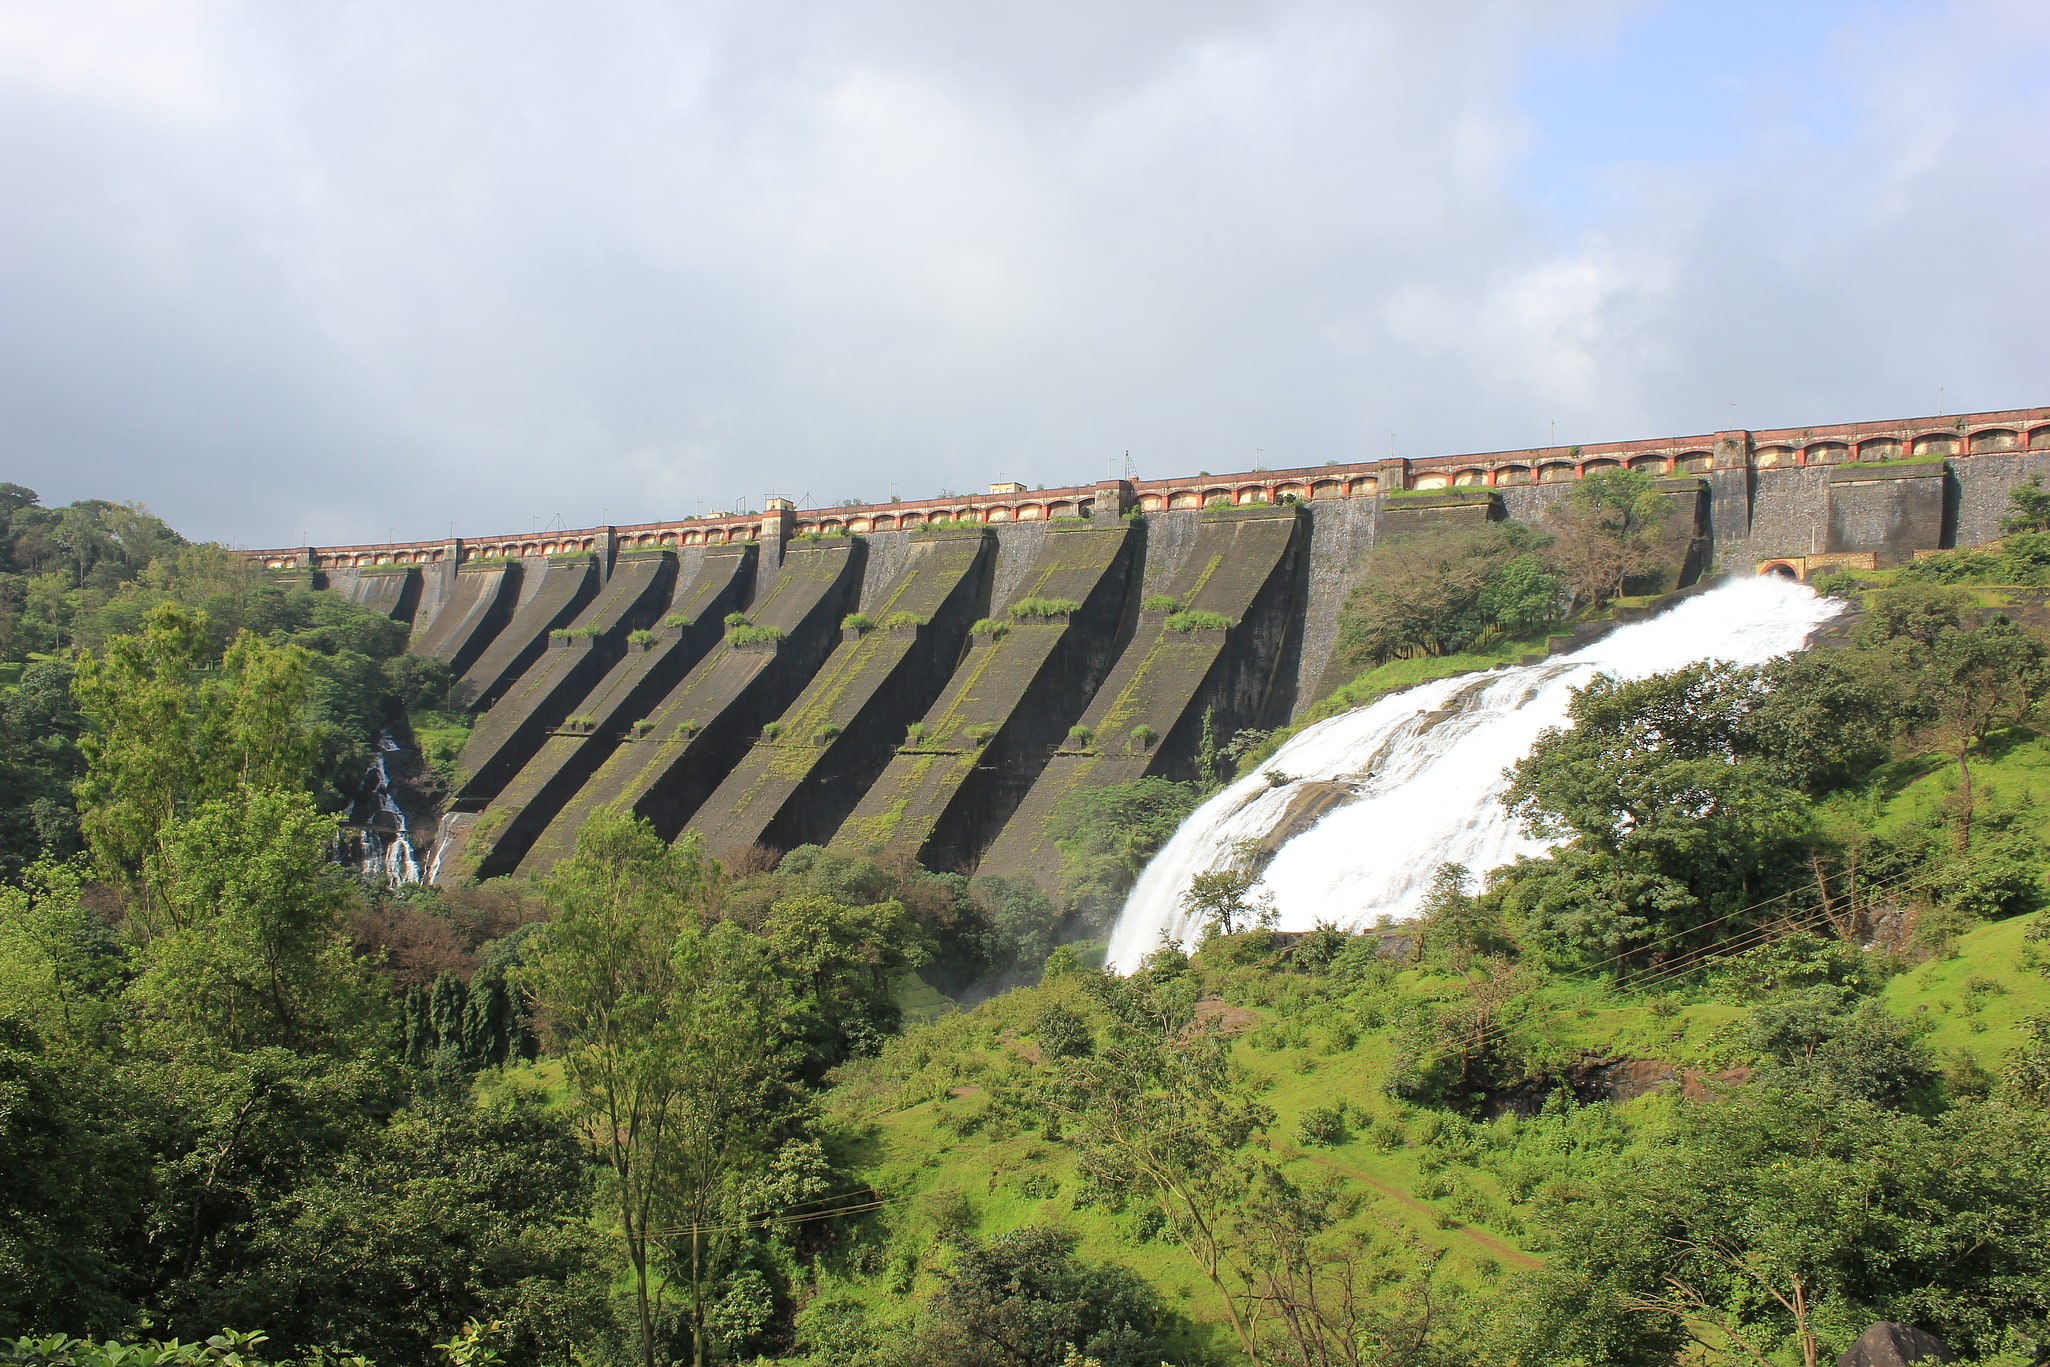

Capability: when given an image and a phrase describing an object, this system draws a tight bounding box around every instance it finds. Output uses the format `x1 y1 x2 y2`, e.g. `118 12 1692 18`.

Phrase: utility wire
1440 853 1993 1063
636 853 1996 1242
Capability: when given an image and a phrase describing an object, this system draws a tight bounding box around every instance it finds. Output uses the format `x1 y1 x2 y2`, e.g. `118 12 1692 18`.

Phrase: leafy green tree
1503 663 1812 966
133 788 381 1056
1337 523 1559 668
523 813 719 1367
1909 616 2047 850
1523 1087 2050 1366
0 1015 150 1339
1745 990 1937 1110
651 920 795 1367
1047 779 1199 930
1229 1171 1450 1367
1741 650 1899 797
0 660 84 877
1045 969 1273 1361
0 859 125 1044
1413 863 1512 969
1180 838 1273 938
759 891 927 1080
1545 468 1677 608
195 1091 611 1367
907 1226 1170 1367
2005 1014 2050 1107
1999 474 2050 534
71 603 316 897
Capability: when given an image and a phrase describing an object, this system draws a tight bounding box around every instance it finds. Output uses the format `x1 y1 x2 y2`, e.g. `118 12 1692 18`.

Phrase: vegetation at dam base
3 478 2050 1365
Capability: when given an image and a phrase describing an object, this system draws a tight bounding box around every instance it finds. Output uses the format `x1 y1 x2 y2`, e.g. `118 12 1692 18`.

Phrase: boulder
1836 1323 1956 1367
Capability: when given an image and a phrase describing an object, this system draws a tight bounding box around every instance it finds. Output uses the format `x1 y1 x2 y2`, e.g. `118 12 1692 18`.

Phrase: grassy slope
824 906 2050 1352
1884 914 2050 1068
823 726 2050 1345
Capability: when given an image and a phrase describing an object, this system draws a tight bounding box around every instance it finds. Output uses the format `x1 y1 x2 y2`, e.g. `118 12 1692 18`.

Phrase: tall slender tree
522 814 720 1367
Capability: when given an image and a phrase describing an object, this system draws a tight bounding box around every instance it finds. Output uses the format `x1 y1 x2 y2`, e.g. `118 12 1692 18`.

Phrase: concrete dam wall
248 405 2050 890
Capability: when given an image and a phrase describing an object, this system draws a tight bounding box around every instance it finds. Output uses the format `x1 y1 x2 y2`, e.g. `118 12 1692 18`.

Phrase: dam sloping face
831 519 1138 874
458 546 753 882
246 405 2050 892
507 538 862 879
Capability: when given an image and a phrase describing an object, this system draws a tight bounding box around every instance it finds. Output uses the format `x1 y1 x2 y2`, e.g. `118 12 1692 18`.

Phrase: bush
906 1227 1171 1367
761 721 783 741
1127 723 1157 751
1033 1003 1093 1059
1296 1103 1349 1147
725 617 784 648
1066 725 1094 749
626 628 656 647
1165 609 1234 633
842 612 876 635
1008 597 1081 620
879 611 928 630
970 617 1009 638
1047 778 1200 928
1140 594 1182 613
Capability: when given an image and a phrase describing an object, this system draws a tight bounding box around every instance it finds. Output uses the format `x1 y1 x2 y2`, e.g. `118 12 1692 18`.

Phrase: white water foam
1106 576 1843 972
341 728 425 888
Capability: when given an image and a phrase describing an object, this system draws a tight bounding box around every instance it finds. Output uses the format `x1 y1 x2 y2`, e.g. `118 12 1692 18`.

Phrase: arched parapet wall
243 404 2050 575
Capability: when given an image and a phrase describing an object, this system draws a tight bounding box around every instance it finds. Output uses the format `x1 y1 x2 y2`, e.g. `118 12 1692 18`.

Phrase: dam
249 405 2050 890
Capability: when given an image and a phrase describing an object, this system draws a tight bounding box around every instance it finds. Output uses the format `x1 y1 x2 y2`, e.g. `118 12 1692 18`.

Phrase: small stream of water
340 729 426 888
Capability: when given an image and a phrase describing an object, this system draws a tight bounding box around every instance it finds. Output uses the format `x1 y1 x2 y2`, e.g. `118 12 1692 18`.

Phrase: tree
523 813 721 1367
134 787 382 1056
1413 863 1511 970
1336 523 1559 668
1229 1171 1448 1367
651 920 794 1367
0 659 84 877
0 1014 150 1338
1503 663 1813 964
1181 838 1274 939
1909 616 2047 850
1999 474 2050 534
210 1090 613 1367
1526 1088 2050 1365
909 1226 1170 1367
758 890 927 1080
70 603 315 901
1048 779 1200 930
1545 469 1677 609
1045 970 1274 1362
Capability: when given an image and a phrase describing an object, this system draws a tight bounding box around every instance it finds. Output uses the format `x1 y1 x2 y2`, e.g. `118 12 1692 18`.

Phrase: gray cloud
0 0 2044 547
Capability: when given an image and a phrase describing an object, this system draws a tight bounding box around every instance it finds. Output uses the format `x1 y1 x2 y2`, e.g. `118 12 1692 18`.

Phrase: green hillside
6 478 2050 1367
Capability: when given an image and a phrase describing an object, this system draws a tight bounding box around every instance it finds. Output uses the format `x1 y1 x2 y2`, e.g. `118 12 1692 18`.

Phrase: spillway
1106 576 1844 972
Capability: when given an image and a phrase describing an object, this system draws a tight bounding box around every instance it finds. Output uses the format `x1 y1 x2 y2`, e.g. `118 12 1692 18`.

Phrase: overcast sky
2 1 2046 547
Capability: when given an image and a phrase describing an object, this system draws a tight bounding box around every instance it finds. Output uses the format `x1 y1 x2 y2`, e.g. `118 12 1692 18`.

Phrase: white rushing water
342 729 425 888
1106 576 1843 972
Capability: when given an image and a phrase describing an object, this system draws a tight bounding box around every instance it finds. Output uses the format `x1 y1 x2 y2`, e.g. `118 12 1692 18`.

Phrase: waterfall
1106 576 1844 972
341 728 426 888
